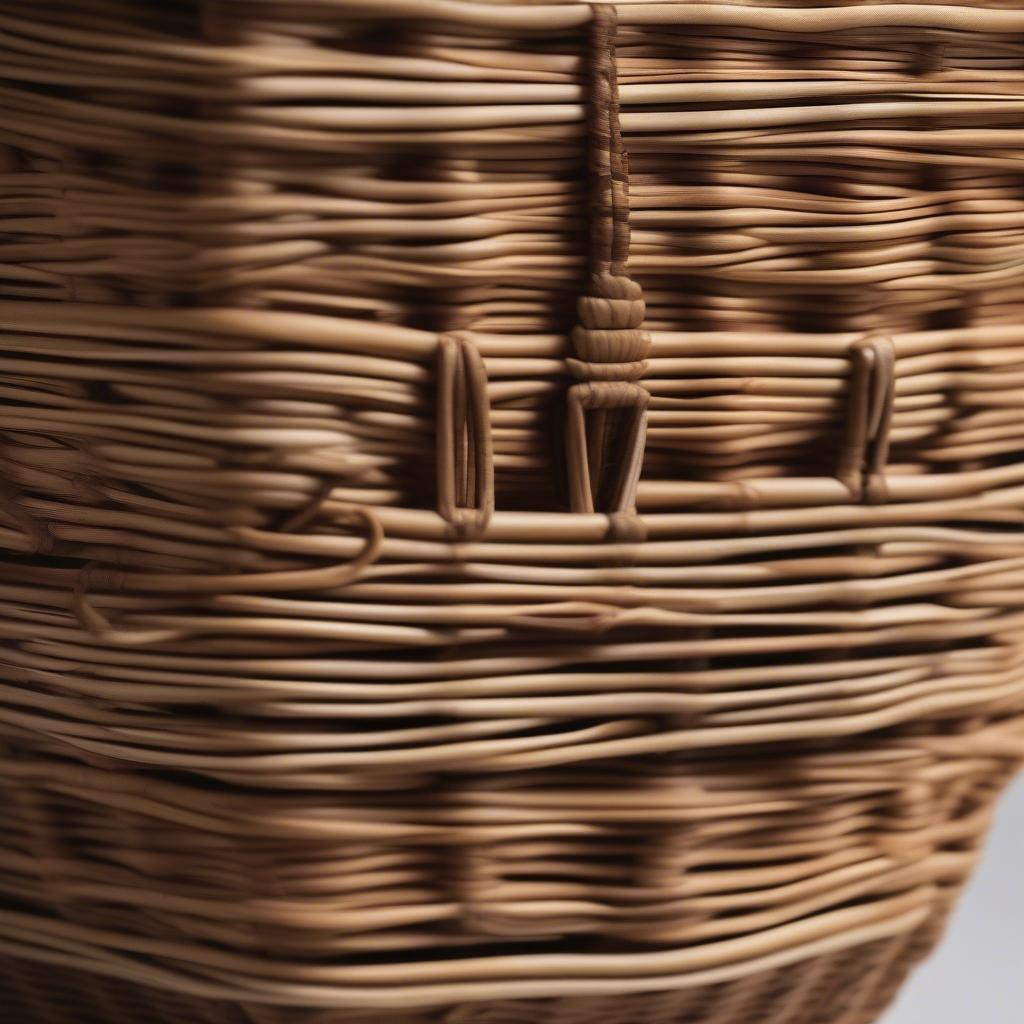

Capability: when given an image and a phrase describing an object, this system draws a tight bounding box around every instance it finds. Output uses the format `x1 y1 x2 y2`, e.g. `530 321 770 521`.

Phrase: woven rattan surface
0 915 948 1024
3 1 1024 1021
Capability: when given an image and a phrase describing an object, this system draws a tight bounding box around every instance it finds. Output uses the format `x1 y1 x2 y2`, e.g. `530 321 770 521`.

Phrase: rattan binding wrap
2 1 1024 1022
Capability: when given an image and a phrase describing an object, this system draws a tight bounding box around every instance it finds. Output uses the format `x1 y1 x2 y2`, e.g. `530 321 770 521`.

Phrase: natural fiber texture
2 1 1024 1022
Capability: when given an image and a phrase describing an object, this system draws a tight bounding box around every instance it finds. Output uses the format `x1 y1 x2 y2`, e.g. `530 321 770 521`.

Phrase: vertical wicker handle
566 4 650 515
838 335 895 503
437 332 494 536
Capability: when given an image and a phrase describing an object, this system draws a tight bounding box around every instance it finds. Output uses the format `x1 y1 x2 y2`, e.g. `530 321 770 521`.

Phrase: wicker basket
2 1 1024 1022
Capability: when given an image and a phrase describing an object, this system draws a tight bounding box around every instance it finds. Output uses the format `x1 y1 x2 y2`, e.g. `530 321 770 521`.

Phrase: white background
881 772 1024 1023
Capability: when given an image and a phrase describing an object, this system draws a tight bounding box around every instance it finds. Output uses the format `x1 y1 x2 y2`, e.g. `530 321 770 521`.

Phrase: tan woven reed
3 1 1024 1022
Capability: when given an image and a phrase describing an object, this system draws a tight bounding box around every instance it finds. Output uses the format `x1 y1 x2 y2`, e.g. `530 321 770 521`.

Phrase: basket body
0 921 948 1024
2 1 1024 1022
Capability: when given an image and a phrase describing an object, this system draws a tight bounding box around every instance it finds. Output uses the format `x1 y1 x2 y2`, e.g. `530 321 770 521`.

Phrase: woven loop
437 332 494 538
837 334 896 503
566 5 649 516
566 382 649 514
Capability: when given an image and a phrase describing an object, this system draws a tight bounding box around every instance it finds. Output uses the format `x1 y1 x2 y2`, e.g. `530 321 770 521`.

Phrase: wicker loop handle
838 335 896 504
567 5 649 514
437 332 494 537
567 381 649 515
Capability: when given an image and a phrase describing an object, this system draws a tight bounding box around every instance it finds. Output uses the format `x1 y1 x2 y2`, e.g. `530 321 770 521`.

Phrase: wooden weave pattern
2 1 1024 1022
